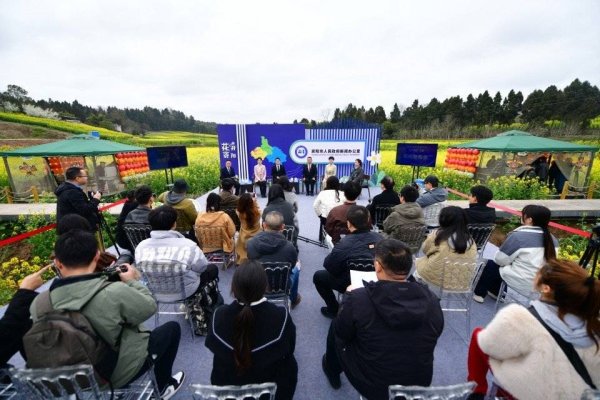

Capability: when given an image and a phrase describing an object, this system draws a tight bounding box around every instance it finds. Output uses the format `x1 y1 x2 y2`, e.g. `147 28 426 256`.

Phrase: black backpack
23 282 119 385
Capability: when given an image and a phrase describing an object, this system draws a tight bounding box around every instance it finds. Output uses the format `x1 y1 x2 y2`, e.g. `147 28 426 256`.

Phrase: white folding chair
388 381 476 400
261 262 292 311
190 382 277 400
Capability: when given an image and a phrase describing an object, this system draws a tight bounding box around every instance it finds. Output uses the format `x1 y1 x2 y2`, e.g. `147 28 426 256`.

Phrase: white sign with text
289 140 366 164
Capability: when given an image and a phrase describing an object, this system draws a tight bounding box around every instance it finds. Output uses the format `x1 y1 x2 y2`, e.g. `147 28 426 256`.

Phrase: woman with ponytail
467 259 600 399
473 204 558 302
205 260 298 400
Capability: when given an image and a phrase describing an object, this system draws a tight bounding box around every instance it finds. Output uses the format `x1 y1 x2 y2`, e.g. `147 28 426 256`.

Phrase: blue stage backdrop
217 121 380 182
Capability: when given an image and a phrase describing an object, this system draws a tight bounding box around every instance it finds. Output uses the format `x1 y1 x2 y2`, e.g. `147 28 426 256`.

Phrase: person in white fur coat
466 259 600 400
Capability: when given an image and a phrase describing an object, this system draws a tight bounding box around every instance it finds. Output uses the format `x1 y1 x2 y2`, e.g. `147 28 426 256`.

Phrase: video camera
101 264 129 282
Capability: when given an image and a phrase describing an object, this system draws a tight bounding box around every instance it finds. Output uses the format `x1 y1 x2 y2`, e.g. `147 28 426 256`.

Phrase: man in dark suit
302 156 318 196
271 157 286 182
220 160 240 195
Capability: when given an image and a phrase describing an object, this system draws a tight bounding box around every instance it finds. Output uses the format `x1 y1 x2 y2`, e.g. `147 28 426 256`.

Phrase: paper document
350 270 378 288
482 242 499 261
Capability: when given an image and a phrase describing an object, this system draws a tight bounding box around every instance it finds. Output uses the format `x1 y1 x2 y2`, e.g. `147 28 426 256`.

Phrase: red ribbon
0 198 127 248
447 188 592 238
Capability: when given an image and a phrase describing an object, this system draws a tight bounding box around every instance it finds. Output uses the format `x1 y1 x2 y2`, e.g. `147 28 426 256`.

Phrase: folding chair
123 224 153 250
194 225 236 269
0 369 16 400
494 281 540 312
338 258 375 302
361 175 372 201
282 225 296 243
137 260 196 339
467 223 496 264
394 225 427 255
388 382 476 400
190 382 277 400
422 201 447 230
261 262 292 310
374 204 395 231
581 388 600 400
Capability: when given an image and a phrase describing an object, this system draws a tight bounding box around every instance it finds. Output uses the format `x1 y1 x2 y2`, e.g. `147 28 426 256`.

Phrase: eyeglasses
77 175 88 178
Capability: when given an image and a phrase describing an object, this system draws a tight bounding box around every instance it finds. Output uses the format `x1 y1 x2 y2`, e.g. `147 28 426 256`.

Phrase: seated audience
220 160 240 196
136 205 213 301
206 260 298 400
467 259 600 400
473 204 558 303
347 159 365 187
314 176 346 242
325 181 362 245
195 193 236 254
236 193 262 264
115 190 138 250
219 178 240 209
278 176 299 213
0 266 49 368
366 175 400 222
415 206 477 290
124 185 154 225
322 239 444 400
157 179 198 236
465 185 496 224
30 229 185 397
314 206 383 318
382 185 424 239
416 175 448 208
247 211 301 308
262 184 298 245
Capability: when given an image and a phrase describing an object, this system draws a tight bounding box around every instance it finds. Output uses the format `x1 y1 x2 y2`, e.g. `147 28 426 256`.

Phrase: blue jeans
289 266 300 303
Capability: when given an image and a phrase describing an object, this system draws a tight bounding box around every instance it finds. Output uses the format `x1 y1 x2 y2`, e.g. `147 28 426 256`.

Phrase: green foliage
485 176 552 200
0 256 55 305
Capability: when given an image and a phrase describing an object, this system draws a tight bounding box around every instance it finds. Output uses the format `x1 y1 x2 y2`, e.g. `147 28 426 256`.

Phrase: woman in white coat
313 176 345 242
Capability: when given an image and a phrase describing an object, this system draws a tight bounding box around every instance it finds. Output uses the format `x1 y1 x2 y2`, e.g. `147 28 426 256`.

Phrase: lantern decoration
47 156 85 176
444 148 480 176
115 151 149 178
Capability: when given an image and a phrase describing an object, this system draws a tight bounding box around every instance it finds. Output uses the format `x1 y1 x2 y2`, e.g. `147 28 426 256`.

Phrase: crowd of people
0 163 598 400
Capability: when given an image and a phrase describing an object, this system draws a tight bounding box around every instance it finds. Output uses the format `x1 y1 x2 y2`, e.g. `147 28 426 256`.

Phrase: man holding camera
55 166 102 231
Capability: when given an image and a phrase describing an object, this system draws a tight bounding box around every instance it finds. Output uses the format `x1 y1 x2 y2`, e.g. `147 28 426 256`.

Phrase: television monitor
147 146 188 170
396 143 438 167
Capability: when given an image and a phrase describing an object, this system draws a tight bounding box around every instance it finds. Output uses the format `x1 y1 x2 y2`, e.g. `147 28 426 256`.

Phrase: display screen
147 146 188 170
396 143 438 167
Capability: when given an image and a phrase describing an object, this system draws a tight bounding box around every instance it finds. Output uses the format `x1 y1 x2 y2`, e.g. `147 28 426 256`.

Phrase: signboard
396 143 438 167
289 140 366 164
147 146 189 170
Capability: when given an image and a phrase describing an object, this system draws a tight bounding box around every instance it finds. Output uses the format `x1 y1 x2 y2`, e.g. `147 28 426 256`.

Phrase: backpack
188 277 224 336
23 282 119 385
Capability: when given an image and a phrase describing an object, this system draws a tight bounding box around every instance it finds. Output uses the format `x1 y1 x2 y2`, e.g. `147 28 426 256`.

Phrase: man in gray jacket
416 175 448 208
383 185 425 245
124 185 153 225
135 205 216 302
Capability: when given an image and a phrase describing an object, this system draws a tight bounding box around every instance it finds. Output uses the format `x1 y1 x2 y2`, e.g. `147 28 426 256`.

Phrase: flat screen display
396 143 438 167
147 146 188 170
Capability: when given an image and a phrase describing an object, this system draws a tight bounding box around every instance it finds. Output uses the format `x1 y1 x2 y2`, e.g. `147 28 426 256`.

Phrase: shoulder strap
529 307 596 389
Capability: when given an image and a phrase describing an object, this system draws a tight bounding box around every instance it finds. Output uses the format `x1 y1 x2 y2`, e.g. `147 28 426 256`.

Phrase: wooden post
4 187 13 204
31 186 39 202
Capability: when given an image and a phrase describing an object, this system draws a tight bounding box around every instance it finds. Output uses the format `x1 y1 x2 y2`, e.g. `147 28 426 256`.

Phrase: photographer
55 166 102 230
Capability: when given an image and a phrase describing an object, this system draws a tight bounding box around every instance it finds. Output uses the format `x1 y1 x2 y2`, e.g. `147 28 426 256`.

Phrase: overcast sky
1 0 599 124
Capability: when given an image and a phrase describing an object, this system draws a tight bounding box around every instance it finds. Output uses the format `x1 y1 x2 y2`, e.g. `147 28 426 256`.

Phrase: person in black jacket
262 184 298 246
115 190 138 250
55 166 102 230
366 175 400 223
464 185 496 224
321 239 444 400
220 160 240 195
302 156 318 196
206 260 297 400
313 205 383 318
271 158 286 181
0 265 50 368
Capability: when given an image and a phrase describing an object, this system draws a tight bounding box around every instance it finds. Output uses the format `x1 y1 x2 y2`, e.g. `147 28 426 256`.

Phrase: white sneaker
472 294 485 304
161 371 185 400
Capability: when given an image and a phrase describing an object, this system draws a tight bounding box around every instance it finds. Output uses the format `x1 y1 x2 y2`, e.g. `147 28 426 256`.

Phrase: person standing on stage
254 157 267 198
220 160 240 196
55 166 102 231
302 156 318 196
271 158 286 182
323 156 337 189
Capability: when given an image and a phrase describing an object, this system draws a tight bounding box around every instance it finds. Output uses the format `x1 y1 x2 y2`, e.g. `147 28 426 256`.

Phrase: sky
1 0 599 124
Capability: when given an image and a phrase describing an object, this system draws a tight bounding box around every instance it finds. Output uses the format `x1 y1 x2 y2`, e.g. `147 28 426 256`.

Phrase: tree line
0 85 217 134
296 79 600 137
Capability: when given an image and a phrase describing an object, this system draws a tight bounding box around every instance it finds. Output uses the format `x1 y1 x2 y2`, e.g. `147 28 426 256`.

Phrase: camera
87 190 103 200
102 264 128 281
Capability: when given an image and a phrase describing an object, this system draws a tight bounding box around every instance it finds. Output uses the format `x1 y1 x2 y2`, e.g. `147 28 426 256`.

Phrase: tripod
96 210 120 257
579 225 600 278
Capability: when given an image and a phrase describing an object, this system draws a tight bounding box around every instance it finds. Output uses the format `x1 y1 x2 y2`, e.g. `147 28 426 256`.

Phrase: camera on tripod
579 224 600 278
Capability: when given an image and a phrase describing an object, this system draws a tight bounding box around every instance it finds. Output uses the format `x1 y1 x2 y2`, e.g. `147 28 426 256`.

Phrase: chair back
123 223 152 250
261 262 292 301
395 225 427 255
423 201 447 228
466 223 496 251
581 388 600 400
388 381 475 400
440 259 480 293
10 365 105 399
137 260 188 302
361 175 371 188
374 204 395 230
222 207 241 231
346 258 375 272
195 225 226 253
191 382 277 400
282 225 295 243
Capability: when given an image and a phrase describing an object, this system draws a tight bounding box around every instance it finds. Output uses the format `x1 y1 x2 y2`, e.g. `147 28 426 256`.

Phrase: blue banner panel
396 143 438 167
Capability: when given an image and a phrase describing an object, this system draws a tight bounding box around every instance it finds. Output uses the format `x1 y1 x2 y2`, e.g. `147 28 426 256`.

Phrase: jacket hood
531 300 595 348
251 231 289 255
47 275 109 311
164 191 186 205
54 182 81 196
197 211 227 224
391 202 424 220
364 280 435 329
149 230 185 239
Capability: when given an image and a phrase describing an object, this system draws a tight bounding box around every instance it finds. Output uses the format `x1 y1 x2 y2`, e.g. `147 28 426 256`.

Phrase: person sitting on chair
262 184 298 247
157 179 198 237
322 156 337 189
205 260 298 400
464 185 496 224
313 176 346 242
382 185 425 240
219 178 240 209
271 157 286 181
253 157 267 198
366 176 400 223
220 160 240 196
314 205 383 319
124 185 154 225
347 159 364 187
416 175 448 208
302 156 318 196
195 193 236 255
325 181 362 245
321 239 444 400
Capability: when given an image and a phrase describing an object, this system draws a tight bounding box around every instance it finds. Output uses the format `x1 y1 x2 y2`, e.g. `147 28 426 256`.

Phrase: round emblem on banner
295 145 308 159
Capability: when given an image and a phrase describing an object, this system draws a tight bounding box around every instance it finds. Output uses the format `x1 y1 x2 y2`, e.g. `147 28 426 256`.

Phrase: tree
390 103 401 123
492 91 503 123
3 84 31 102
373 106 387 124
463 94 476 126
